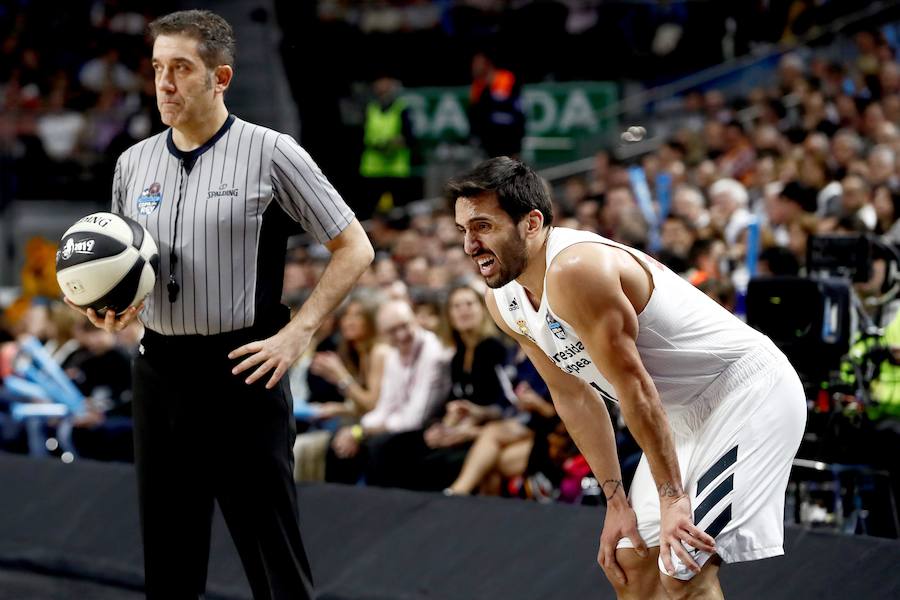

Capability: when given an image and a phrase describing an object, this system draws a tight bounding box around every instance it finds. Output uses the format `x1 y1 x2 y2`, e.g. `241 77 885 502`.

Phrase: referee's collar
166 114 236 173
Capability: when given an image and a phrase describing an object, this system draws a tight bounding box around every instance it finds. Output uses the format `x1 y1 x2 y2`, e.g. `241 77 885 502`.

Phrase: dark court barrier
0 452 898 599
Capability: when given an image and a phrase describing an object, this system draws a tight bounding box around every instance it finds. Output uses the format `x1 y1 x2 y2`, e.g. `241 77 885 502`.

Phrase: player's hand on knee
598 497 647 585
659 493 716 577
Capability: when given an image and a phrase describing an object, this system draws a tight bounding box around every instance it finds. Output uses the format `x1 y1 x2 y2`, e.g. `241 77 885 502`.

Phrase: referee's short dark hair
447 157 554 227
149 10 236 70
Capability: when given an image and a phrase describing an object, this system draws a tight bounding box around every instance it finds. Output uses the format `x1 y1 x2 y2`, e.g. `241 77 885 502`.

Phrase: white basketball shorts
616 346 807 580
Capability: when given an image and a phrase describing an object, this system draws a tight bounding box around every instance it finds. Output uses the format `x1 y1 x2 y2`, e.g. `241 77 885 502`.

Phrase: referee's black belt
141 308 289 354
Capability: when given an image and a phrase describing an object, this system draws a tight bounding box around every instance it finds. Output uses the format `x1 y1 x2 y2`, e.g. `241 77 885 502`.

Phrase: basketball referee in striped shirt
68 10 373 600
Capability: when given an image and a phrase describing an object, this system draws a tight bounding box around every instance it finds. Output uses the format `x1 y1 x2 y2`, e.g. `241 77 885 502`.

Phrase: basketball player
450 157 805 599
66 10 374 600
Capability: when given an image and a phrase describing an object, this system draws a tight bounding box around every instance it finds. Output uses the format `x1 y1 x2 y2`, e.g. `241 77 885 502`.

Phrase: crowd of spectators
273 25 900 521
4 2 900 528
309 0 876 83
0 0 173 204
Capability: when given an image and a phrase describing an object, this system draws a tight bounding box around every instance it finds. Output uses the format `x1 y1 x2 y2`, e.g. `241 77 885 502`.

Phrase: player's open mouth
476 254 497 277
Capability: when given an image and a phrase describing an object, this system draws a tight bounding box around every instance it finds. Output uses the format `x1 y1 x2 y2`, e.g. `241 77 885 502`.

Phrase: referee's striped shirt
112 114 355 336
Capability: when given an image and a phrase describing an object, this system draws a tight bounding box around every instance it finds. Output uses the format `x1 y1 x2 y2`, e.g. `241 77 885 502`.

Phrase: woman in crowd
309 296 389 417
445 347 558 496
366 284 510 490
293 295 390 480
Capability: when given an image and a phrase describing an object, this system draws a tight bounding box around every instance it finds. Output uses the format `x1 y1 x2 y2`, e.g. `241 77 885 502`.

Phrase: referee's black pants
133 325 313 600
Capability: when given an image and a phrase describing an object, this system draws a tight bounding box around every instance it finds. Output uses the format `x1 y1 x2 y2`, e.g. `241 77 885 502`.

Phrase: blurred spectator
868 145 899 190
873 184 900 237
787 212 820 268
64 316 134 461
366 285 509 490
670 184 710 230
468 49 525 159
697 278 737 312
293 296 390 481
35 77 85 163
78 47 137 94
573 198 601 232
766 181 817 245
688 238 727 286
414 299 443 333
443 245 479 288
708 177 753 244
757 245 801 277
325 300 450 483
658 214 697 274
718 120 757 184
601 184 648 246
559 176 590 215
831 129 864 180
359 75 418 217
44 300 82 364
834 174 877 230
446 348 557 497
309 296 390 419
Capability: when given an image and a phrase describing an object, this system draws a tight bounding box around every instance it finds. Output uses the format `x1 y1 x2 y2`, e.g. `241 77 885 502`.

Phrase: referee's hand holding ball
64 299 144 334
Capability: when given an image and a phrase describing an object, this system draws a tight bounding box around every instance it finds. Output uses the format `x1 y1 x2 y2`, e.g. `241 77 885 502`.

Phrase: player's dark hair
149 10 235 70
446 157 553 227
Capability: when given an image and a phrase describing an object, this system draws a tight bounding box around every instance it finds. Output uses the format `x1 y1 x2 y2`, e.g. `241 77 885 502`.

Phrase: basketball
55 212 159 315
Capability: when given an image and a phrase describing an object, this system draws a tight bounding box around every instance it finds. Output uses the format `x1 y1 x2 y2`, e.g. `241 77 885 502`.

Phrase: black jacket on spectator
64 346 133 417
447 336 508 409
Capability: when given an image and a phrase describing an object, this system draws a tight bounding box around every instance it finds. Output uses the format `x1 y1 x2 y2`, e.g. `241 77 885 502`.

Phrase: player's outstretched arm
230 219 374 388
484 290 644 584
546 245 715 576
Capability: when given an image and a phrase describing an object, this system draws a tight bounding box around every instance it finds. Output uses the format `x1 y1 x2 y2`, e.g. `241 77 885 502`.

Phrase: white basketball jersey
494 227 769 426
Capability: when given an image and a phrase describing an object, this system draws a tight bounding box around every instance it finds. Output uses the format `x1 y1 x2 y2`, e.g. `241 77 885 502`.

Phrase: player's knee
658 553 722 600
658 571 715 600
601 549 659 599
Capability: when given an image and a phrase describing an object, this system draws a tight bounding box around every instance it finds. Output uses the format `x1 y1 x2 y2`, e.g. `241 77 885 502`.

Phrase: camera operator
841 303 900 537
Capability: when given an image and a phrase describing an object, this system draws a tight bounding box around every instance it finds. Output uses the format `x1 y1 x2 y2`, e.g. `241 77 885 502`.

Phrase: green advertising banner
400 81 618 165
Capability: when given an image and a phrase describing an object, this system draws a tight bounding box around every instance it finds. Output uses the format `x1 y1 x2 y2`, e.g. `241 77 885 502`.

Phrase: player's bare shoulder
546 244 619 301
546 242 650 321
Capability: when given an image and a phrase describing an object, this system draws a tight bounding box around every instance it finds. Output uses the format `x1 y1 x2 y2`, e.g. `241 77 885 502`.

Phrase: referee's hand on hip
229 324 312 389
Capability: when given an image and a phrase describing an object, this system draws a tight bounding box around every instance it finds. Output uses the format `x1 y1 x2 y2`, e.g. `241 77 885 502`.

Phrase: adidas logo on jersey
508 299 519 311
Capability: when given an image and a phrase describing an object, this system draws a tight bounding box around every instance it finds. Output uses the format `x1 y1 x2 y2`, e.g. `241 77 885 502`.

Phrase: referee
66 10 374 600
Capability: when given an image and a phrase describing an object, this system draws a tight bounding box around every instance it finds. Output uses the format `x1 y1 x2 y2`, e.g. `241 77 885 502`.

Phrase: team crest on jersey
515 319 536 342
137 182 162 215
546 314 567 340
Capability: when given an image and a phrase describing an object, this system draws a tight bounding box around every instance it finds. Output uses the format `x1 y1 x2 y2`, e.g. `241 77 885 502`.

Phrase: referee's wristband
350 424 364 442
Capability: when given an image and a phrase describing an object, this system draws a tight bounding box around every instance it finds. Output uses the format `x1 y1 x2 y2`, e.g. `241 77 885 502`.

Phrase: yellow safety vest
842 312 900 419
360 100 411 178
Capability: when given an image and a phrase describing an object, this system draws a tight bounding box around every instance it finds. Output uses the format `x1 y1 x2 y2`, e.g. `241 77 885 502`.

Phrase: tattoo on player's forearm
658 482 682 498
601 479 623 500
